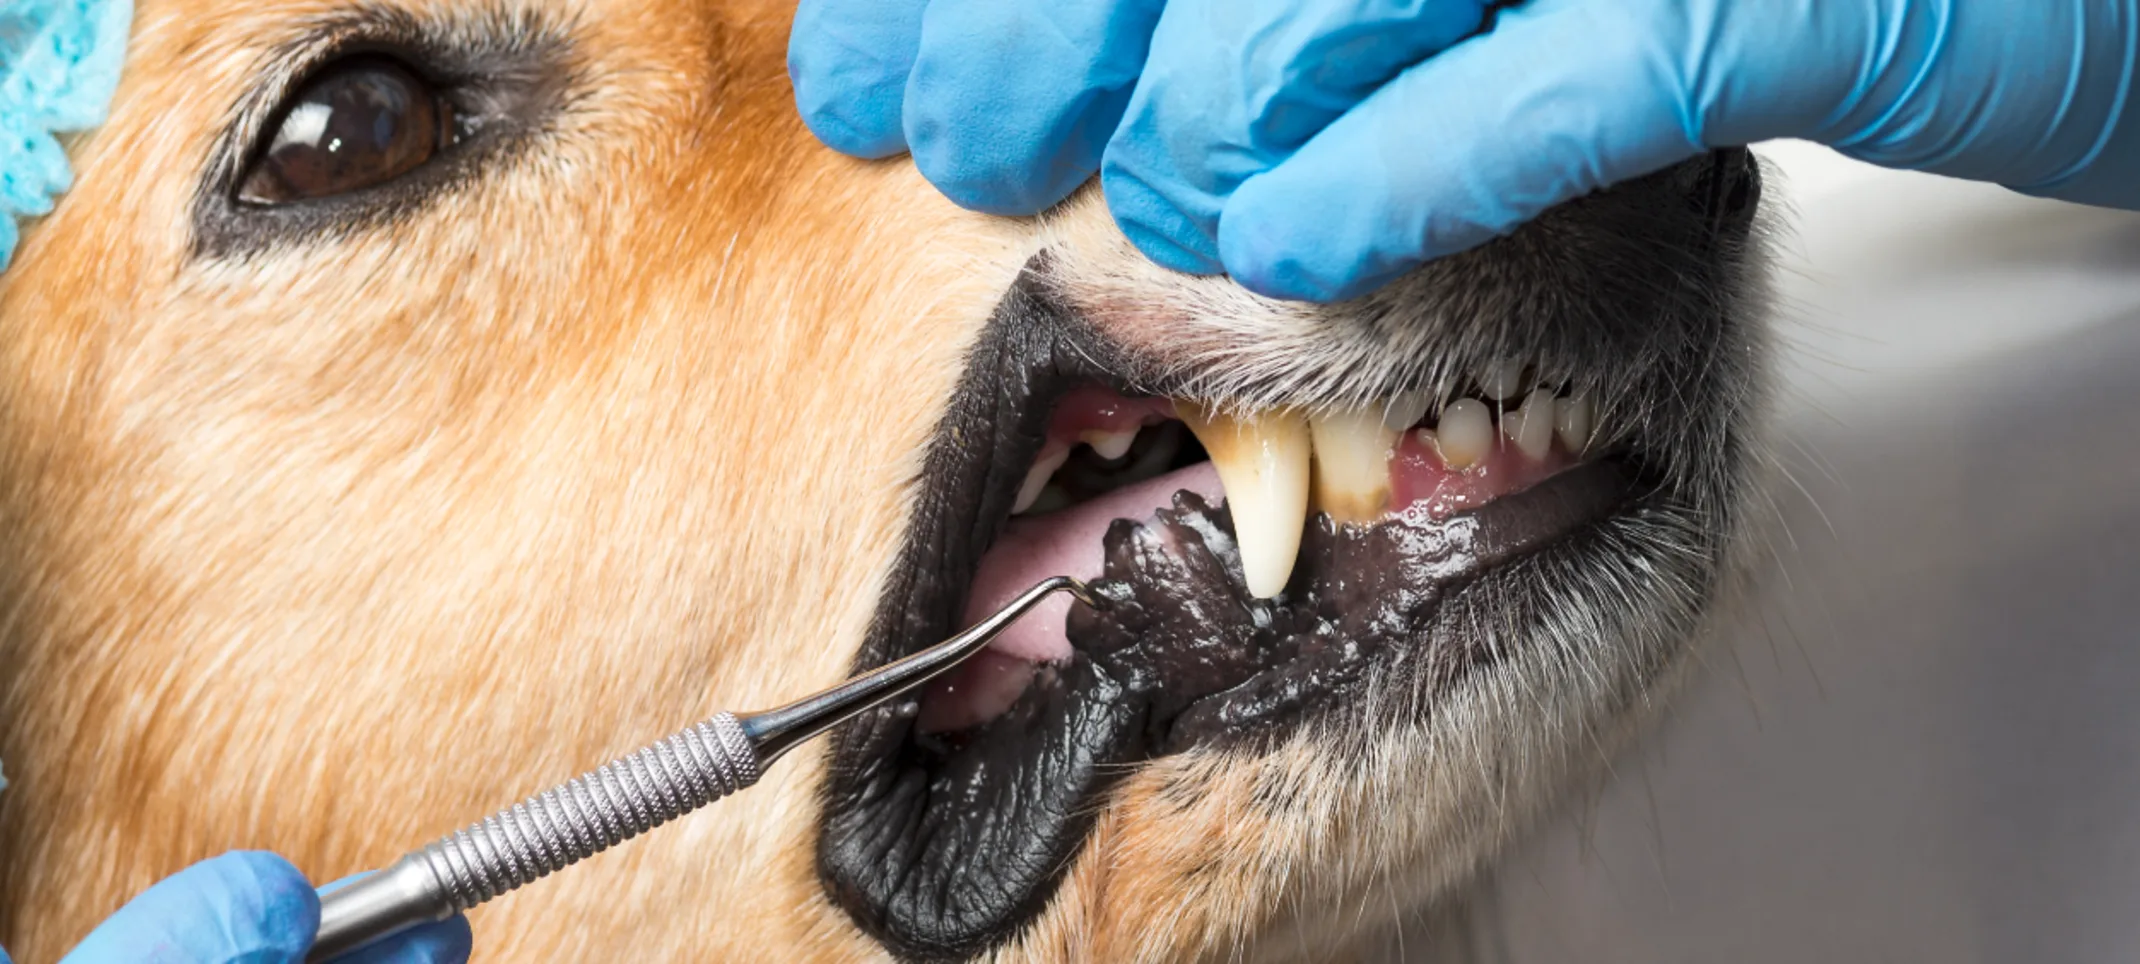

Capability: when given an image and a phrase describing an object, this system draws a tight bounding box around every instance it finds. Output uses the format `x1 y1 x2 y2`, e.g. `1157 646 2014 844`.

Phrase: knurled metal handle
308 712 761 962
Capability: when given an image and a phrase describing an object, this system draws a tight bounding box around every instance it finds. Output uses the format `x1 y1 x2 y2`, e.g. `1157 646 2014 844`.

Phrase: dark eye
237 58 452 205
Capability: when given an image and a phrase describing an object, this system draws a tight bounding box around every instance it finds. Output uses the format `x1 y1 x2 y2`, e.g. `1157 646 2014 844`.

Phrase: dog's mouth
912 376 1627 743
816 277 1651 958
819 153 1763 960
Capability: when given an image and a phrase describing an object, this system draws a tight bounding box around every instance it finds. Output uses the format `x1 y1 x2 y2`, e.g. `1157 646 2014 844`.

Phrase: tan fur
0 1 1763 960
0 0 1019 957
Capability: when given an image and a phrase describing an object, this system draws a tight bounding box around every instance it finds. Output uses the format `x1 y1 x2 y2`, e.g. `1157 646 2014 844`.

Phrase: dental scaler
307 576 1098 962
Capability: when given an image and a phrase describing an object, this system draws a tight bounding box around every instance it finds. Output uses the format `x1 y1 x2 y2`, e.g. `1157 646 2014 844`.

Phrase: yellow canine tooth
1178 402 1310 599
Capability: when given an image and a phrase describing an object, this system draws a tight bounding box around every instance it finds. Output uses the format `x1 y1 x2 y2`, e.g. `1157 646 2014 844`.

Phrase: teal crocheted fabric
0 0 132 271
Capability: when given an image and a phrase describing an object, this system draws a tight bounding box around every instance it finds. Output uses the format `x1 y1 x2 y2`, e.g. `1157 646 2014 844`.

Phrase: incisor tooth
1012 442 1071 515
1309 406 1397 526
1503 388 1556 460
1437 398 1492 469
1382 389 1430 433
1179 403 1310 599
1413 427 1441 461
1555 392 1594 453
1477 360 1527 400
1080 427 1138 461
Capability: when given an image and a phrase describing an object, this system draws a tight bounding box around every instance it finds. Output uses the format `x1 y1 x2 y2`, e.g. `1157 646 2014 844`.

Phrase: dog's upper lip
813 265 1646 958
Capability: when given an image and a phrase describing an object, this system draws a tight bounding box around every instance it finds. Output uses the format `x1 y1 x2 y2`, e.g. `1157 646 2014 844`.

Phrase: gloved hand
22 851 471 964
789 0 2140 301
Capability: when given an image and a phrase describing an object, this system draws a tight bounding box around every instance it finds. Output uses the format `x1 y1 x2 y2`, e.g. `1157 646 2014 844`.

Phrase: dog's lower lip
817 271 1651 958
1062 459 1637 751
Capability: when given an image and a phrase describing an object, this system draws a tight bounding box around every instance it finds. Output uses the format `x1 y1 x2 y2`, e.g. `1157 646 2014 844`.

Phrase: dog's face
0 0 1768 960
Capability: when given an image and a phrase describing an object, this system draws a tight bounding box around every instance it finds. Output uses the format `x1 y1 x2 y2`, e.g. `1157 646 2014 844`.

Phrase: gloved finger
61 851 317 964
1101 0 1492 275
902 0 1165 215
788 0 930 158
1216 0 1717 301
328 917 472 964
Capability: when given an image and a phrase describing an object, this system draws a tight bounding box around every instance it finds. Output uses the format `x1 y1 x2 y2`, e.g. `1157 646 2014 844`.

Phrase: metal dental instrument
307 575 1098 963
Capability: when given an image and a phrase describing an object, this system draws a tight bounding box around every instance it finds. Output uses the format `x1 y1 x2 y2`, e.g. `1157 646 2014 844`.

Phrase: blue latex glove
789 0 1166 215
29 851 470 964
789 0 2140 301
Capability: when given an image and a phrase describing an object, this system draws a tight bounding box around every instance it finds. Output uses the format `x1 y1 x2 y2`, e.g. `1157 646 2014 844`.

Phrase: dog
0 0 1771 959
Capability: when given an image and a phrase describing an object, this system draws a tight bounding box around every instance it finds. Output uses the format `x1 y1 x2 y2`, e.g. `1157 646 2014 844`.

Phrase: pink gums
1389 430 1575 522
914 389 1583 734
1024 385 1180 470
1050 384 1177 437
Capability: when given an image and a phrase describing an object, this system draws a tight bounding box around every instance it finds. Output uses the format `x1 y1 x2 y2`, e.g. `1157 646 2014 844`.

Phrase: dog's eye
237 58 452 205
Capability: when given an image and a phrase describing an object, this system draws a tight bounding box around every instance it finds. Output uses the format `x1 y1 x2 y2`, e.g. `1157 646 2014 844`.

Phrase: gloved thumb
61 851 317 964
1215 0 1710 300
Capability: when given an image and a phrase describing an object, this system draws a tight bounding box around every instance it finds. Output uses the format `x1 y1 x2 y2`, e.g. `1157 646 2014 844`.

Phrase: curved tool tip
1051 576 1105 611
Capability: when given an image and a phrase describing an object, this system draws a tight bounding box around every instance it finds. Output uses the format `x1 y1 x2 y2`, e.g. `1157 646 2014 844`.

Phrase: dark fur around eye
191 5 577 260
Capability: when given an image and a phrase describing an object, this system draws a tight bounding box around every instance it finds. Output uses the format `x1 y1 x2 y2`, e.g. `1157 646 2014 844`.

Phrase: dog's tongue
963 462 1222 665
916 464 1222 734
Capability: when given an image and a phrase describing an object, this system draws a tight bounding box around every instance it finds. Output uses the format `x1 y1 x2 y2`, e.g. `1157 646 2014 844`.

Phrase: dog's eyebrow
189 2 579 261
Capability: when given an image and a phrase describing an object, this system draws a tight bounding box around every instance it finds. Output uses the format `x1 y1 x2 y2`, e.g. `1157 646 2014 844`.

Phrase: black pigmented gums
1076 493 1479 751
819 465 1629 961
1081 464 1628 749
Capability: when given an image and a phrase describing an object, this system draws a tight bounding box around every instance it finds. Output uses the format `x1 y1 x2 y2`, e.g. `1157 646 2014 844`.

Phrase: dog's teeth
1080 427 1138 461
1381 389 1431 433
1012 441 1072 515
1179 403 1310 599
1476 360 1527 400
1555 391 1594 454
1413 426 1441 459
1437 398 1492 469
1503 389 1556 460
1309 405 1396 526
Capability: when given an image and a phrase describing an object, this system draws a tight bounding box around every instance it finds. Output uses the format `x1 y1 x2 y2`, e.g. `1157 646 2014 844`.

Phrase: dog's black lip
817 274 1136 959
813 269 1645 960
